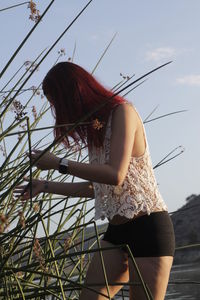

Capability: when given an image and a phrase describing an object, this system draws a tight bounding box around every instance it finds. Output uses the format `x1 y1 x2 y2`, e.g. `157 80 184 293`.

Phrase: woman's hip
103 211 175 257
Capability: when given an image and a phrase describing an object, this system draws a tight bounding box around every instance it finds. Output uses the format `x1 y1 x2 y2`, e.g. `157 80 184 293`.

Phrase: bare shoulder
113 101 135 113
111 102 139 130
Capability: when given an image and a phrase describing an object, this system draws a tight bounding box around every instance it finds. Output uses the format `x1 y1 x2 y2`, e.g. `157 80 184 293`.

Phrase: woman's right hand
13 178 44 201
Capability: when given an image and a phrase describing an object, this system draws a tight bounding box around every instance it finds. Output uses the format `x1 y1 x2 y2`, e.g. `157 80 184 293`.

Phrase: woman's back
88 102 168 222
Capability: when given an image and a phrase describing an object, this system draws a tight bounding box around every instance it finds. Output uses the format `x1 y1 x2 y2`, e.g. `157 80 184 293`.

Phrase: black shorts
102 211 175 257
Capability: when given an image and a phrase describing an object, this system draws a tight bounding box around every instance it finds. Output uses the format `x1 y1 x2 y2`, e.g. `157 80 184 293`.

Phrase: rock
171 194 200 264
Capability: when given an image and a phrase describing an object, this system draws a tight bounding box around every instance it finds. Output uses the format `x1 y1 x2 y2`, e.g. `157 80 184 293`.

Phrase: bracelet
59 158 69 174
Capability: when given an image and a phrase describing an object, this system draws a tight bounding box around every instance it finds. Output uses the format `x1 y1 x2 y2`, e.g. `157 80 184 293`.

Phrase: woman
14 62 175 299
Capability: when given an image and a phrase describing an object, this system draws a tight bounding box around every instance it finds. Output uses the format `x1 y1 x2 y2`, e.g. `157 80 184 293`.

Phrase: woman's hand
28 149 60 170
13 178 44 200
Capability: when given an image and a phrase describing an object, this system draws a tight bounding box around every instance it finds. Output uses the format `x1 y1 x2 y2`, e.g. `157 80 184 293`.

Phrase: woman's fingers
13 190 25 195
30 150 47 167
26 149 42 159
29 149 42 154
15 183 29 188
13 178 41 201
13 178 30 196
31 151 42 160
25 149 55 170
23 177 29 181
31 149 42 153
14 185 28 191
31 151 41 158
14 187 33 200
13 187 28 196
14 186 26 191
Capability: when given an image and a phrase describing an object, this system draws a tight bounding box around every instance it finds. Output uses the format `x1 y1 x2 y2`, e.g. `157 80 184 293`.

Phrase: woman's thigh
128 256 173 300
79 240 129 300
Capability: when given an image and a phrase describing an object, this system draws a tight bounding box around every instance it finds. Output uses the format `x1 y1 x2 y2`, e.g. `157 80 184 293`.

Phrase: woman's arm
63 103 138 185
42 180 94 198
30 103 138 186
14 179 94 200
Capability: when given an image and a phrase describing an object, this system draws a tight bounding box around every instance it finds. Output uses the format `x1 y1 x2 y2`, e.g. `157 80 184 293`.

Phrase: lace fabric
88 104 168 221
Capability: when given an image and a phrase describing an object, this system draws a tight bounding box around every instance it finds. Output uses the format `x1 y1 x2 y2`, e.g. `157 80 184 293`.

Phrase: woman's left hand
28 149 60 170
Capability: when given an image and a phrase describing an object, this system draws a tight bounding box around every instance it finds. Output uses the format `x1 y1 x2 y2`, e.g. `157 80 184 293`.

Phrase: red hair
42 62 126 149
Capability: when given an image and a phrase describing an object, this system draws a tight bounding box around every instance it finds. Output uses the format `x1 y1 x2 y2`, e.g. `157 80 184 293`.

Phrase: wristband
59 158 69 174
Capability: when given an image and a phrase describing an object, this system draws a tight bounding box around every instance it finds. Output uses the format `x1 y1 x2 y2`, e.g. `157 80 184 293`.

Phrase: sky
1 0 200 216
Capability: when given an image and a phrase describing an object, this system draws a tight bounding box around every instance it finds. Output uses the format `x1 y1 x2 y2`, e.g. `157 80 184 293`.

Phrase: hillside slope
171 194 200 264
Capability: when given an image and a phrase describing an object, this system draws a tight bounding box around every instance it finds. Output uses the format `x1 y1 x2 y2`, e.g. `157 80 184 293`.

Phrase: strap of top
132 104 149 151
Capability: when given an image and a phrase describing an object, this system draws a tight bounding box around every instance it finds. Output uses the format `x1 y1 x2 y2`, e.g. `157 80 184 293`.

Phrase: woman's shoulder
111 101 139 128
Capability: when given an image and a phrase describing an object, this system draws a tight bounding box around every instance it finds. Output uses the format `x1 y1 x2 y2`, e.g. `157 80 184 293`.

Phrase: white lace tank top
88 104 168 221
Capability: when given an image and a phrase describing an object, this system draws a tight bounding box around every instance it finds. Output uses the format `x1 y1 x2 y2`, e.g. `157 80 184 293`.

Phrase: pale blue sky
1 0 200 214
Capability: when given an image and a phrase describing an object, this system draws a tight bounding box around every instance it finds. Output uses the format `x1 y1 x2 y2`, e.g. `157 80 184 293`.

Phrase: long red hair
42 62 125 149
